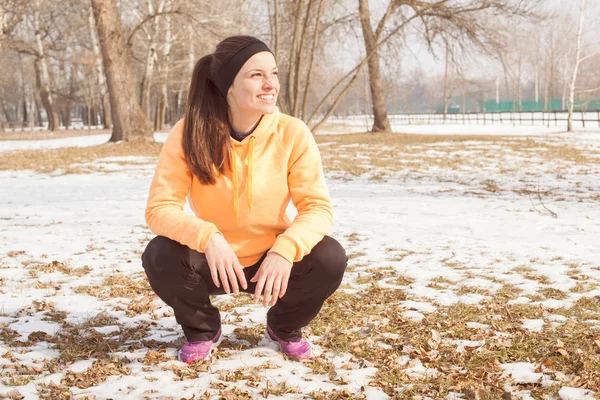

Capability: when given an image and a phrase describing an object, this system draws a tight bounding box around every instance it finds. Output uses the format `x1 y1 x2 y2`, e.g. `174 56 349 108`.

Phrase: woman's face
227 51 279 117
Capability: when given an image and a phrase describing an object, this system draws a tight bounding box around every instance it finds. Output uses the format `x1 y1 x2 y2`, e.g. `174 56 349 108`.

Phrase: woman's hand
250 253 292 306
204 233 247 294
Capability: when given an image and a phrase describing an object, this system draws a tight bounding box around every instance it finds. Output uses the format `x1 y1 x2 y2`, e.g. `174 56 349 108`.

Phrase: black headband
214 39 273 97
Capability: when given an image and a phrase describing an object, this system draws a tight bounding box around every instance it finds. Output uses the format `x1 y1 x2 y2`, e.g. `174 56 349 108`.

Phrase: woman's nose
263 74 277 89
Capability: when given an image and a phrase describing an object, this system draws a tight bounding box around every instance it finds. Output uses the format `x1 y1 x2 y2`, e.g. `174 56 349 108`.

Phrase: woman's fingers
217 262 230 294
224 262 239 294
262 274 275 307
270 276 281 306
233 259 248 290
253 270 265 303
209 261 220 288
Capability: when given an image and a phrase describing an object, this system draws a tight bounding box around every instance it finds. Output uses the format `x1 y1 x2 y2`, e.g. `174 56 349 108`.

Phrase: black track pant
141 235 347 342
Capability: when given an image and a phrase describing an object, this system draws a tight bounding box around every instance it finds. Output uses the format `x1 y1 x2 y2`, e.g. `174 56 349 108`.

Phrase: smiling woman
140 36 347 364
228 52 280 129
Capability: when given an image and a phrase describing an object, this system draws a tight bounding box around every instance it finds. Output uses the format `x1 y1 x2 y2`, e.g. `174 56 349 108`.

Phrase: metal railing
386 110 600 128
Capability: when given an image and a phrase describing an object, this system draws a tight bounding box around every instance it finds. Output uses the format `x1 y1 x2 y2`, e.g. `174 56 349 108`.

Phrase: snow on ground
0 124 599 398
0 132 169 153
0 133 112 152
2 124 599 152
323 122 572 135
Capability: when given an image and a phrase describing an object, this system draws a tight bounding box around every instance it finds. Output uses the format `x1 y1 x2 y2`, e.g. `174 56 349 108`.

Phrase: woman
141 36 347 364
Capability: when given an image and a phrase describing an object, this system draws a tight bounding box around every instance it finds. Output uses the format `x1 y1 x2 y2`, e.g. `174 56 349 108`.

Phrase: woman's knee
308 236 347 279
141 235 188 275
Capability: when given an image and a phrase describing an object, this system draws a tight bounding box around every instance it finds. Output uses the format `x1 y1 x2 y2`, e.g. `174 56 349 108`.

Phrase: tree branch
307 11 423 127
576 85 600 94
578 50 599 64
374 1 399 39
126 10 220 46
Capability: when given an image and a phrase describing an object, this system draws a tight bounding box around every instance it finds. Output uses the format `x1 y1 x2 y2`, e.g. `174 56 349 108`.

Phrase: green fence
441 98 600 113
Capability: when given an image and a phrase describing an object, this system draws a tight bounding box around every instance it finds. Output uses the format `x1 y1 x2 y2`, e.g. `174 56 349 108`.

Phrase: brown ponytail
182 36 266 185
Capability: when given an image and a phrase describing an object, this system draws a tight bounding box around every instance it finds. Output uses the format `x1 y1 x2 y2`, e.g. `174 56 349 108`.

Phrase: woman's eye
252 73 261 77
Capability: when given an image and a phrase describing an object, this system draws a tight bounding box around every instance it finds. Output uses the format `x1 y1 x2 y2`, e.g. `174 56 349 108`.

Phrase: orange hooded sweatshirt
145 107 334 267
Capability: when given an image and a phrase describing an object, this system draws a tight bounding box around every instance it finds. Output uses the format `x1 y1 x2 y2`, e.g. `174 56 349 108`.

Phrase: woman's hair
182 36 258 185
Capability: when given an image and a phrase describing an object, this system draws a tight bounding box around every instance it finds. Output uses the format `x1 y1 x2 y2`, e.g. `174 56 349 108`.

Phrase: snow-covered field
1 126 599 399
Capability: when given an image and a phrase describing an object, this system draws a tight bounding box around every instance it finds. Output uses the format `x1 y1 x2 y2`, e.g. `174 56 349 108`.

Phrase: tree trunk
22 96 28 125
175 24 195 122
91 0 153 141
285 0 304 115
548 35 554 111
301 0 323 121
1 97 12 123
534 65 539 104
561 65 567 111
568 0 586 132
443 45 449 121
358 0 391 132
516 54 523 112
88 5 112 129
0 7 4 131
63 62 74 129
155 0 172 131
140 0 165 118
34 0 58 131
28 88 35 128
292 0 313 117
35 96 43 127
273 0 279 61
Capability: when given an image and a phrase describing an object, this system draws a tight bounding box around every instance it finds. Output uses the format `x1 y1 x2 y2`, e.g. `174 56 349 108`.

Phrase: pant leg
141 236 226 342
266 236 347 341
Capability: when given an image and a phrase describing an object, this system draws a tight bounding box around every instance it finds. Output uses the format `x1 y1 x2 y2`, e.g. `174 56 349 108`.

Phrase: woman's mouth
257 94 276 102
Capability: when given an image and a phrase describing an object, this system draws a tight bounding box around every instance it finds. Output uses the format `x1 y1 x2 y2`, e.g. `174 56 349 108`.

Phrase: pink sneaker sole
264 326 312 360
178 331 223 363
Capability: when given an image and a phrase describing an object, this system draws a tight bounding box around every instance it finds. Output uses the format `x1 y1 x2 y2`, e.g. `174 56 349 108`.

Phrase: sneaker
178 329 223 363
265 325 311 360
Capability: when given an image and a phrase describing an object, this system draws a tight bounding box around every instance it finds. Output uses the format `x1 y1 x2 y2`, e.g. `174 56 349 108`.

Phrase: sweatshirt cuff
197 224 221 253
268 236 297 265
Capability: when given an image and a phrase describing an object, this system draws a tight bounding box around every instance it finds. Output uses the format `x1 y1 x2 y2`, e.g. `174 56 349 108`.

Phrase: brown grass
315 132 597 180
0 128 111 141
61 358 131 388
540 288 568 300
304 280 600 397
0 140 161 173
24 260 92 277
2 130 596 179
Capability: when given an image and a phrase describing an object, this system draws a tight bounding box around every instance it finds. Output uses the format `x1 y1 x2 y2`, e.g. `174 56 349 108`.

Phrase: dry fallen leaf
431 329 441 343
535 358 553 372
557 348 569 358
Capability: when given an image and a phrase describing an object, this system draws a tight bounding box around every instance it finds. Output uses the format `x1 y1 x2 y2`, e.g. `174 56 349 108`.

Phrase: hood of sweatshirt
229 107 281 222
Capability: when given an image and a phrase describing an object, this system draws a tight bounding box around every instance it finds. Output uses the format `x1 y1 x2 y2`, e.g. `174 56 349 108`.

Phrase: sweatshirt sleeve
268 122 334 264
145 120 221 252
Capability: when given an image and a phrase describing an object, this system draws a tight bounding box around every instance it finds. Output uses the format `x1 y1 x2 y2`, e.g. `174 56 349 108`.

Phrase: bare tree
91 0 153 141
139 0 166 118
354 0 539 132
357 0 395 132
0 2 5 131
440 41 466 119
33 0 59 131
88 5 112 129
301 0 323 121
155 0 172 130
568 0 587 132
